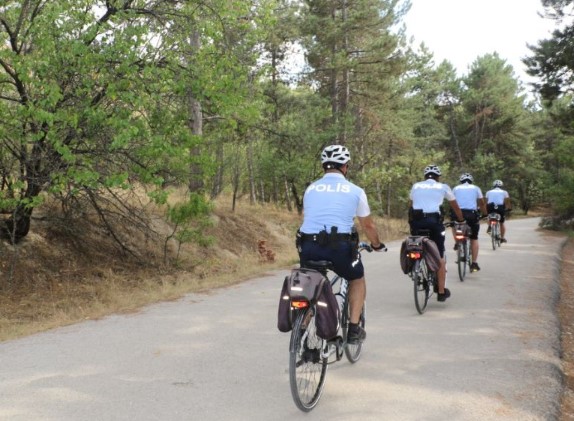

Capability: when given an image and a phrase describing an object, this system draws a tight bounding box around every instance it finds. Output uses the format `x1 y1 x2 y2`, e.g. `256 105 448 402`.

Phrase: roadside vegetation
0 192 408 342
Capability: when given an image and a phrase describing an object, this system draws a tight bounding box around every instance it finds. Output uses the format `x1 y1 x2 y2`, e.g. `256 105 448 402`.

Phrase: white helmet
424 165 441 177
459 173 473 183
493 179 503 187
321 145 350 165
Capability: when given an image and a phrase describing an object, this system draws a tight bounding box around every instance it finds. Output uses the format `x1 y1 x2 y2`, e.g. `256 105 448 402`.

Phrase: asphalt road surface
0 217 566 420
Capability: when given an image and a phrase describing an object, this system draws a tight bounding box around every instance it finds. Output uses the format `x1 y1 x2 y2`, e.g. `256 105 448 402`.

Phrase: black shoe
347 324 366 344
470 262 480 272
437 288 451 302
486 227 491 234
500 238 507 243
453 244 458 251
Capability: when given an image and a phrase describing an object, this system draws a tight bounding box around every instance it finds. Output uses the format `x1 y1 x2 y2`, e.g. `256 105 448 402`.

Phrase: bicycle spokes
289 309 328 412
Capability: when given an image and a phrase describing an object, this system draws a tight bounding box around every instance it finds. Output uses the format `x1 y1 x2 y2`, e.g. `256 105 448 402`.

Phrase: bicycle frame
288 245 372 412
404 235 436 314
453 224 471 281
291 264 366 363
410 252 434 314
404 225 450 314
488 213 501 250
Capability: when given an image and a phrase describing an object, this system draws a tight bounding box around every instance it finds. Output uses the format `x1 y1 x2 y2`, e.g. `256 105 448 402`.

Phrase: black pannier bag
277 268 325 333
422 237 441 272
400 236 424 274
277 268 340 339
399 236 441 274
277 276 293 332
314 280 340 340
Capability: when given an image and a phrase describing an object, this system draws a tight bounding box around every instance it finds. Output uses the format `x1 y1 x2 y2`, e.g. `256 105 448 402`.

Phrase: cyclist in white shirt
485 180 512 243
297 145 385 344
408 165 465 302
451 173 488 272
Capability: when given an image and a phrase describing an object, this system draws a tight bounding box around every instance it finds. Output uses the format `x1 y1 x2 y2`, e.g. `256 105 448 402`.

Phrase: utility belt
296 227 359 250
451 209 479 223
298 232 355 242
487 203 505 213
410 209 441 221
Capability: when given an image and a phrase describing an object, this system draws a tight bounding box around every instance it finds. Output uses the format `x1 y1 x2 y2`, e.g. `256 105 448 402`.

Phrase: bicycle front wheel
342 301 366 363
412 260 429 314
457 241 466 281
289 307 328 412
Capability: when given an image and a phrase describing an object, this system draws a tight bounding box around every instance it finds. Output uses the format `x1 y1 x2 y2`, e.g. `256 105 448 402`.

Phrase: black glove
371 242 387 252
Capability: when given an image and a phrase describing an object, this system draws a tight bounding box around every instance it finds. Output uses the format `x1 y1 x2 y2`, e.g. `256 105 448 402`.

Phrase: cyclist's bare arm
357 215 383 251
478 197 488 215
449 199 465 222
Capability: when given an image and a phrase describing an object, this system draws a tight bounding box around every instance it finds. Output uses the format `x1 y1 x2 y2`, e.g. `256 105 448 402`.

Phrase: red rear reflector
408 252 422 259
455 235 465 240
291 301 309 309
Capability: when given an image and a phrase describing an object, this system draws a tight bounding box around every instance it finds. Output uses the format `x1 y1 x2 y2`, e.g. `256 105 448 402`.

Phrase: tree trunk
188 30 204 193
449 107 463 167
330 7 339 137
210 140 224 199
340 0 349 144
272 176 278 204
247 136 256 205
284 177 293 212
2 205 32 244
291 181 303 214
232 164 240 213
2 137 49 243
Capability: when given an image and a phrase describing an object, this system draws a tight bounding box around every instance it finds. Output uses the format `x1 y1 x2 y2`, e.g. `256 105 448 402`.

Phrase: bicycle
288 242 382 412
488 212 502 250
403 229 439 314
450 221 472 281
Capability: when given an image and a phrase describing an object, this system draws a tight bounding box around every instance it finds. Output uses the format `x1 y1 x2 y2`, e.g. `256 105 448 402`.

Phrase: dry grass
0 194 407 342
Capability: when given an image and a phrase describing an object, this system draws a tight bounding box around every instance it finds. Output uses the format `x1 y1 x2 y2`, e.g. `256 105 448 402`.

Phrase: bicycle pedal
336 337 344 359
323 336 343 360
321 344 336 360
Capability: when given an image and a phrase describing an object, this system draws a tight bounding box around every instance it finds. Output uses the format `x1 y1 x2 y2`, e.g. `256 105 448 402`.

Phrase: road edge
558 235 574 419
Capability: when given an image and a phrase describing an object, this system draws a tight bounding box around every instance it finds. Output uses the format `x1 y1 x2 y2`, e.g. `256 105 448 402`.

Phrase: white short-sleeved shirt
299 173 370 234
453 183 483 210
409 179 455 213
485 187 509 205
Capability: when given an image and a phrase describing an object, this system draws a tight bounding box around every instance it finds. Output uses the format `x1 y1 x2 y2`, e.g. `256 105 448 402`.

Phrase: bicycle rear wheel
342 301 365 363
289 307 328 412
457 241 466 281
491 225 497 250
466 239 473 272
412 260 429 314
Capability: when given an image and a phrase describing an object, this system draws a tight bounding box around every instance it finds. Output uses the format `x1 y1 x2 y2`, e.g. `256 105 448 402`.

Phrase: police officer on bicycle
297 145 385 344
408 165 465 302
451 173 488 272
485 179 512 243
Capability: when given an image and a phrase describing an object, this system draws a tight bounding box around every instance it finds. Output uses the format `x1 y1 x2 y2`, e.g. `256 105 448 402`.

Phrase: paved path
0 218 565 420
